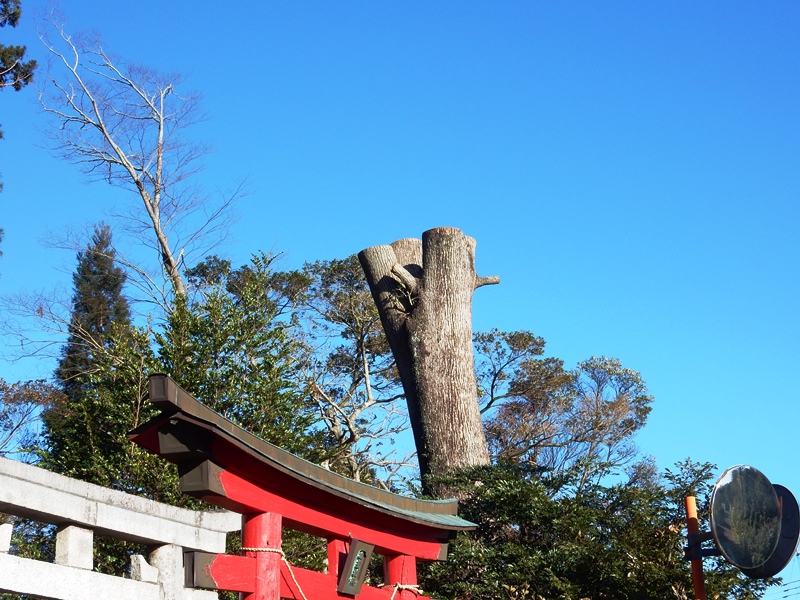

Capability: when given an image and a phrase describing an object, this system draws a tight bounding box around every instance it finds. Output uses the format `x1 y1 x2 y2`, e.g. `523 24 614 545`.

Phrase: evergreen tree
40 224 186 575
43 226 178 499
158 252 318 457
55 224 130 394
0 0 35 92
421 460 776 600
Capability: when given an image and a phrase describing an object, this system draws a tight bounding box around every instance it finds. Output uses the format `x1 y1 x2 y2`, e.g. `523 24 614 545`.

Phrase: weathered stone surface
0 456 239 552
0 457 238 600
55 525 93 570
0 523 11 553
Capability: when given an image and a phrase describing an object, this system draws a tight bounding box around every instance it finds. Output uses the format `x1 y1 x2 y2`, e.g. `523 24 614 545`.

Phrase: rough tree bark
358 227 499 489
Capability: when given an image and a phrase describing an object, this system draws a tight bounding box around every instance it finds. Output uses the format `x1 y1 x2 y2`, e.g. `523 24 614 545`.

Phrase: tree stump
358 227 499 490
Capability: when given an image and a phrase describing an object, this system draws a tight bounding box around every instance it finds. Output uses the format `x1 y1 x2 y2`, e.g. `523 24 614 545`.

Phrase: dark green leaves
0 1 36 91
422 462 774 600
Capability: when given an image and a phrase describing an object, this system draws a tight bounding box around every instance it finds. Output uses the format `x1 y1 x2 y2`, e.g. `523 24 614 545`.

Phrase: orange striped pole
684 496 707 600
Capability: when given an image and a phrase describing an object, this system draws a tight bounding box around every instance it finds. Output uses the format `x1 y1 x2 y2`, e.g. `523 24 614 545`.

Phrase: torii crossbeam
129 374 476 600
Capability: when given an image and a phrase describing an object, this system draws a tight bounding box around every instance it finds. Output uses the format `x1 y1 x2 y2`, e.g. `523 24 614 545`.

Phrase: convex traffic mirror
710 465 781 571
688 465 800 580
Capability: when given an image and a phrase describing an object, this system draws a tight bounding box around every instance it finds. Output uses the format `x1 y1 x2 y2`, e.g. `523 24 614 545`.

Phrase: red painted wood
385 555 419 600
327 538 348 579
208 554 256 593
210 442 452 546
216 468 446 560
277 563 430 600
242 512 282 600
205 552 432 600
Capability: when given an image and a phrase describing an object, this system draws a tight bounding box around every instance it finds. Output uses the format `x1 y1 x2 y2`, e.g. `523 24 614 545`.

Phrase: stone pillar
55 525 93 570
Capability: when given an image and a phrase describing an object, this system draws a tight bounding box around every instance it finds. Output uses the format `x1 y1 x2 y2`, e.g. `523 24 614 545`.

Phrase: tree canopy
0 0 36 92
421 460 774 600
158 252 318 457
43 224 163 497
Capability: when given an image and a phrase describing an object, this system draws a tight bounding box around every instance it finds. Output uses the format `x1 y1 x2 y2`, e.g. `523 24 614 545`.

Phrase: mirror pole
685 496 708 600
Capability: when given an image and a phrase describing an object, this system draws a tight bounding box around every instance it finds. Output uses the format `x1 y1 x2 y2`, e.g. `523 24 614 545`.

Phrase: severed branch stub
475 275 501 289
390 263 420 295
358 227 499 492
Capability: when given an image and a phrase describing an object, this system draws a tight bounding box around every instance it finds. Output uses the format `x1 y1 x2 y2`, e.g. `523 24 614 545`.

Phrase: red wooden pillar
327 538 348 578
242 512 283 600
385 554 418 599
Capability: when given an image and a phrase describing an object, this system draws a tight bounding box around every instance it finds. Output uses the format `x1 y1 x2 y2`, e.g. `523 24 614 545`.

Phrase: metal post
685 496 707 600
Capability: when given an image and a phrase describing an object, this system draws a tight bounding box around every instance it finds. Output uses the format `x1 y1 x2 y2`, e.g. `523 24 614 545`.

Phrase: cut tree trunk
358 227 499 491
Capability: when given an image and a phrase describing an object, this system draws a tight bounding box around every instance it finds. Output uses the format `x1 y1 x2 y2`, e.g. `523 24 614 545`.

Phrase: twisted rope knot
381 582 423 599
241 546 284 555
240 547 308 600
241 548 424 600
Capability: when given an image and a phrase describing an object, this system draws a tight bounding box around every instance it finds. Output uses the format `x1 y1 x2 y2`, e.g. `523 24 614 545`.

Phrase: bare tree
0 378 61 459
291 257 414 489
38 15 240 302
359 227 499 489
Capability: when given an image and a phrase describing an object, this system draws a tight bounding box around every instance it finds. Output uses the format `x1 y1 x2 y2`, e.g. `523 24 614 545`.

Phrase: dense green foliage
1 1 36 91
3 227 778 596
158 252 318 457
54 225 131 395
29 227 169 575
421 460 774 600
43 225 163 493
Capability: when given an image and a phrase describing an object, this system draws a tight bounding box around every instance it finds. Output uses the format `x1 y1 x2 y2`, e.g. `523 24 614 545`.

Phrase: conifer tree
0 0 36 93
43 225 170 503
54 224 130 395
158 252 318 458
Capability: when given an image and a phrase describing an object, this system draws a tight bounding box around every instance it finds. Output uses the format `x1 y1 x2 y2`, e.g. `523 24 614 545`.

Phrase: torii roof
129 374 476 538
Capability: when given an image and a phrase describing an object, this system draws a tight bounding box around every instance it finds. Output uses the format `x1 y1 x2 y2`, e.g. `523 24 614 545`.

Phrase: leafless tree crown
38 16 241 301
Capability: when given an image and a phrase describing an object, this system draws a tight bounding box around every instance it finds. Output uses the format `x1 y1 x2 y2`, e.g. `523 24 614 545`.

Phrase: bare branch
37 16 240 301
475 275 500 289
390 263 419 294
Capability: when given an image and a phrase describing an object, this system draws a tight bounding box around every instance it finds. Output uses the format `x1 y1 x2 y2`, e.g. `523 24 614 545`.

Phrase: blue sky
2 1 799 505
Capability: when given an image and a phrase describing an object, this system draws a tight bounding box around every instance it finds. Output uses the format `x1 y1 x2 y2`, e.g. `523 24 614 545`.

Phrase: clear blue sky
2 2 799 505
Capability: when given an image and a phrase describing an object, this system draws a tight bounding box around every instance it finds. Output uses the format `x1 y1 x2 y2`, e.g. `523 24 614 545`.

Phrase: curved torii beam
129 374 476 600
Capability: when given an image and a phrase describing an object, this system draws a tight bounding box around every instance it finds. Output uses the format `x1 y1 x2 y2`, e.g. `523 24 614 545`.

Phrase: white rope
381 582 423 599
240 547 309 600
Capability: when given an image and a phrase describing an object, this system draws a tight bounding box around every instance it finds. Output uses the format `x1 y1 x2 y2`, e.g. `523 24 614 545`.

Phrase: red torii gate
130 374 476 600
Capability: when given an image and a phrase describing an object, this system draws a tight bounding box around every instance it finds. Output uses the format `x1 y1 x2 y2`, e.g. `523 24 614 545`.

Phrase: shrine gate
130 374 476 600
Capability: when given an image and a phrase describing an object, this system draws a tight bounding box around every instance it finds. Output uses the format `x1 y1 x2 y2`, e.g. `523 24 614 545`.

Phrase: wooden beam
184 552 432 600
180 461 447 560
242 512 283 600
